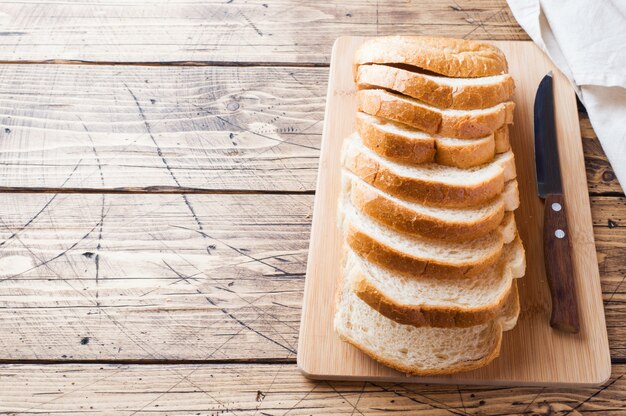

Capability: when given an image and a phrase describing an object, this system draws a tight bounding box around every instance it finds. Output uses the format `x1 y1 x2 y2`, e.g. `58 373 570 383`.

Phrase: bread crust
355 113 436 165
334 258 505 376
335 277 519 376
334 248 520 377
358 89 439 134
356 113 506 168
503 180 520 211
349 178 505 241
358 89 440 134
345 224 501 279
500 282 521 331
343 136 506 208
354 36 509 78
358 89 515 139
357 64 515 110
336 323 502 376
440 101 515 139
352 257 519 328
435 136 495 169
494 124 511 153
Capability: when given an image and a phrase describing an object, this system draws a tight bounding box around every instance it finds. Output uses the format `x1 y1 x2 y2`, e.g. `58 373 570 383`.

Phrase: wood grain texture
591 197 626 359
0 363 625 415
0 193 623 363
543 194 579 333
580 114 624 196
0 0 527 64
0 0 621 411
299 38 610 385
0 65 324 192
0 193 312 361
0 66 617 195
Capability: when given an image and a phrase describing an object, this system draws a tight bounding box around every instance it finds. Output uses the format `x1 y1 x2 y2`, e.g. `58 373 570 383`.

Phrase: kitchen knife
534 72 580 333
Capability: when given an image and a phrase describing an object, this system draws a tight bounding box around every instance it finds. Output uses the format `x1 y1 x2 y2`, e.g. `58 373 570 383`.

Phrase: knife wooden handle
543 193 580 333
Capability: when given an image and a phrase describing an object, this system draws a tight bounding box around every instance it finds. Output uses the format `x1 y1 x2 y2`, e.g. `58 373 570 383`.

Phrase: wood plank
0 65 620 196
0 0 527 64
0 193 312 361
0 193 624 362
591 197 626 358
0 65 325 192
580 113 624 195
0 363 625 415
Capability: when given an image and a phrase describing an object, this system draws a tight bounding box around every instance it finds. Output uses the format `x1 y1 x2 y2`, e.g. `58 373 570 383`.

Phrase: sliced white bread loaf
334 253 520 375
344 171 519 241
356 113 510 169
341 196 518 279
356 64 515 110
342 132 517 208
358 89 514 139
353 36 509 78
350 235 525 328
336 35 523 376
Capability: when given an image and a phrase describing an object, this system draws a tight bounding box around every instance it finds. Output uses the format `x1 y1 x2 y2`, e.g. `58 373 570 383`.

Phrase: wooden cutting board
297 37 611 386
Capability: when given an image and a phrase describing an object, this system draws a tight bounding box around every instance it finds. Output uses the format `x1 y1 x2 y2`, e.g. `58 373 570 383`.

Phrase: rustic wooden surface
0 193 309 361
0 0 623 414
0 0 528 64
0 65 324 192
1 364 626 415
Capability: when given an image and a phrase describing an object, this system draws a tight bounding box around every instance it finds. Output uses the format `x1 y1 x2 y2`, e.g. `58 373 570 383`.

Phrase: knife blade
534 72 580 333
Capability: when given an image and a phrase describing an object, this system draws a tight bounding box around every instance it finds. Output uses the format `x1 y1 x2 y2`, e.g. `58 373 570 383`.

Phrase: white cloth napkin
506 0 626 188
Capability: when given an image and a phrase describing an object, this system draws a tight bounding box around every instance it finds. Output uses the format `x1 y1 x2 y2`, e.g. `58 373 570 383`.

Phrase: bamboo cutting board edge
297 37 611 387
297 370 609 389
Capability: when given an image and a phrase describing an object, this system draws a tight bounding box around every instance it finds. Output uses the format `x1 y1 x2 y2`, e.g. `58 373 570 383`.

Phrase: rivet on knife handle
543 194 580 333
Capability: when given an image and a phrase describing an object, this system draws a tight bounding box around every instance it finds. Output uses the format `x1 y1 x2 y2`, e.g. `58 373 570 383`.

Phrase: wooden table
0 1 623 414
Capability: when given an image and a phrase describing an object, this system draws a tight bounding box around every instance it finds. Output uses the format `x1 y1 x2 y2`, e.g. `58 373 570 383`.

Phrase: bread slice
356 113 511 169
357 64 515 110
342 132 516 208
435 135 495 168
345 171 520 241
356 112 436 165
358 89 515 139
350 235 525 328
353 36 509 78
341 196 518 279
334 254 519 376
